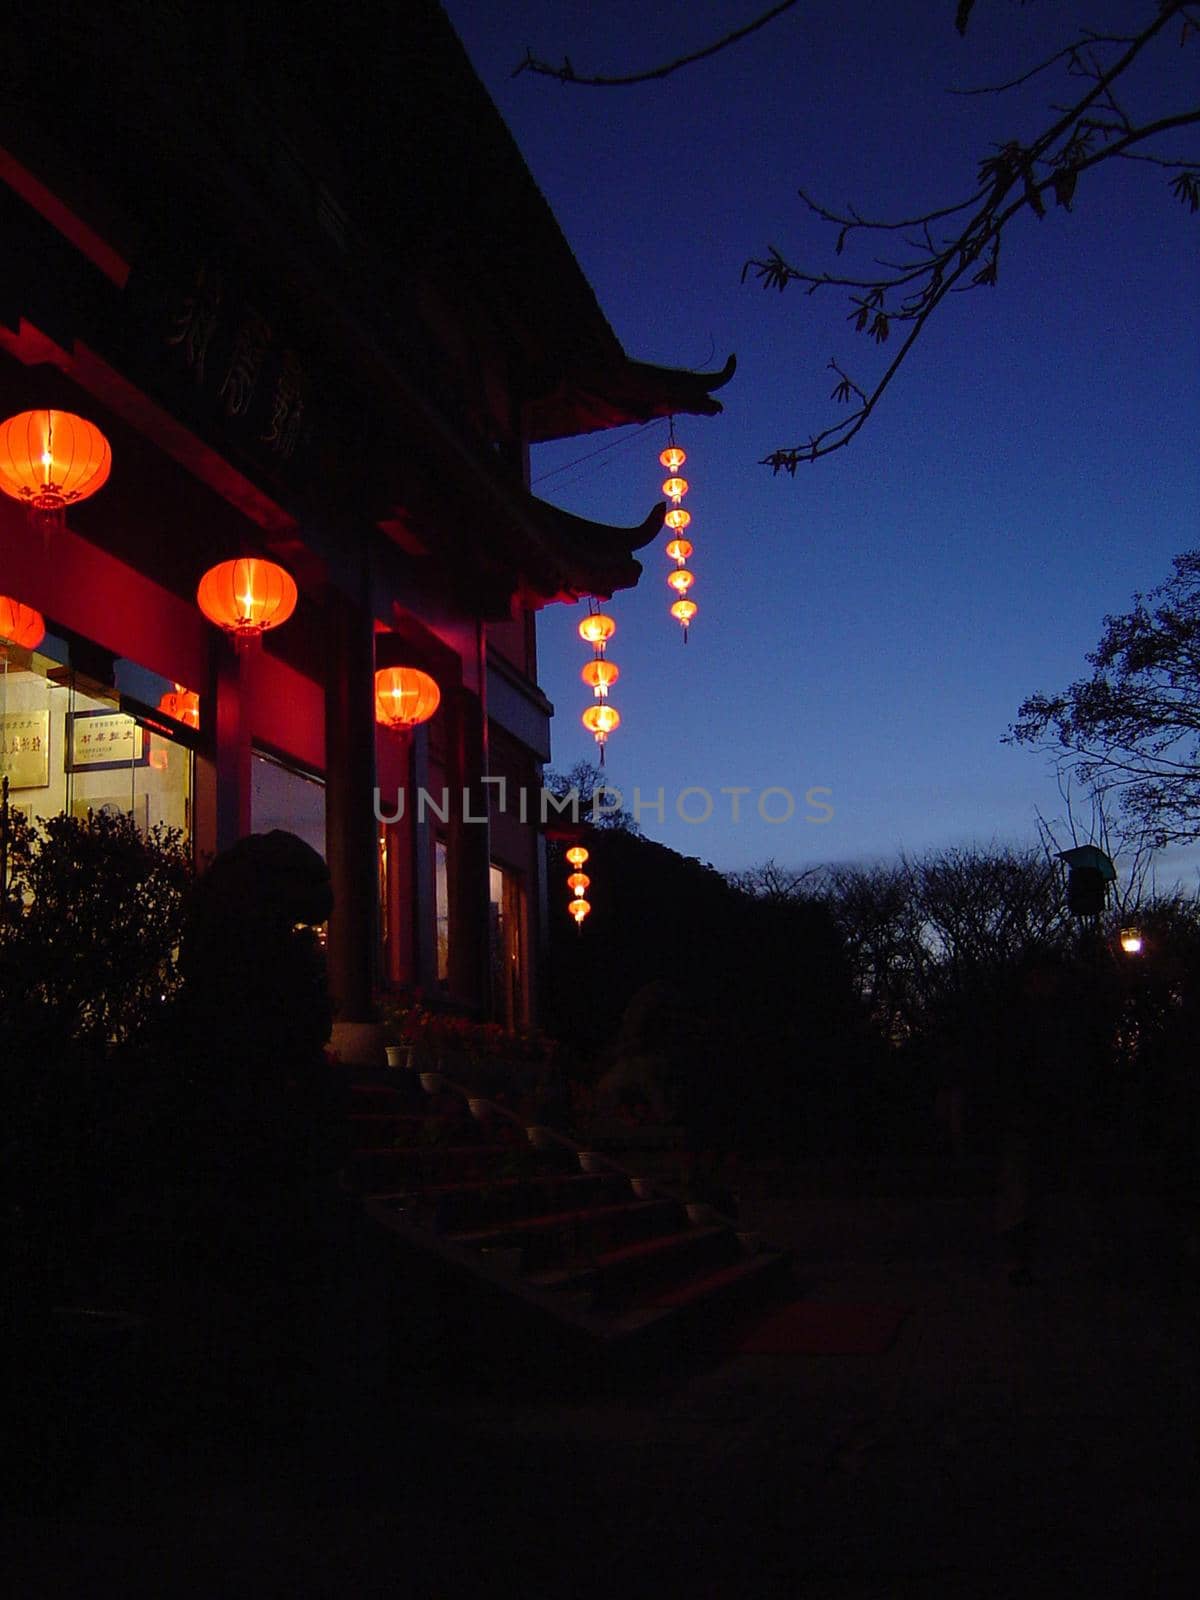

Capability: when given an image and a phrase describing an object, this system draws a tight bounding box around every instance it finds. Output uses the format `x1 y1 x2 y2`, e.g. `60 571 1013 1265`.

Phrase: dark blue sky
444 1 1199 879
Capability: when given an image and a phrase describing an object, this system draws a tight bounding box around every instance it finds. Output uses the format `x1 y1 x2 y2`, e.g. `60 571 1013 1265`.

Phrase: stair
343 1063 793 1386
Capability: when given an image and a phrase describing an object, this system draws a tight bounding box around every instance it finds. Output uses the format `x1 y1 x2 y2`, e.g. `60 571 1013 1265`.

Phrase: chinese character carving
166 262 223 386
262 350 306 460
219 310 272 418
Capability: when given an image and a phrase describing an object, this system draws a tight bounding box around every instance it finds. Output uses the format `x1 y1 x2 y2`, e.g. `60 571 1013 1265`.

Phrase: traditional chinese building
0 0 732 1046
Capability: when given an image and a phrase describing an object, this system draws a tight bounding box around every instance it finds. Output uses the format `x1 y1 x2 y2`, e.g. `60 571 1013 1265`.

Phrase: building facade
0 1 731 1044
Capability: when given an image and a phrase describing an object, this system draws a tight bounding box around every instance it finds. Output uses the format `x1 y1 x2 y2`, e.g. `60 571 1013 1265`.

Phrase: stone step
347 1113 488 1151
370 1171 637 1231
344 1144 517 1191
348 1080 426 1112
530 1224 741 1307
635 1251 790 1310
449 1198 684 1270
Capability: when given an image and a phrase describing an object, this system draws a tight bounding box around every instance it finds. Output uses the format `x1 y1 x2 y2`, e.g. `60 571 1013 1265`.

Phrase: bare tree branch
516 2 1197 466
514 0 801 87
948 31 1139 96
750 3 1198 468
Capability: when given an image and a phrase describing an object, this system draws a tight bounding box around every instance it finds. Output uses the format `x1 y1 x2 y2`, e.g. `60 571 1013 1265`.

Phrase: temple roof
525 355 737 444
516 497 667 605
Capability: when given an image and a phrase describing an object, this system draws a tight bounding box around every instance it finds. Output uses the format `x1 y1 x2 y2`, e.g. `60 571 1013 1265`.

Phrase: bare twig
514 0 801 87
752 3 1198 469
948 31 1138 96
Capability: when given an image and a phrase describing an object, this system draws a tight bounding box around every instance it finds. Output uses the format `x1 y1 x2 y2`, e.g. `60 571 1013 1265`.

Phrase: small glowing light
569 897 591 924
667 568 694 595
662 476 688 503
665 538 693 564
659 445 686 473
671 598 697 628
566 846 589 867
1120 929 1143 955
567 872 590 893
664 507 691 532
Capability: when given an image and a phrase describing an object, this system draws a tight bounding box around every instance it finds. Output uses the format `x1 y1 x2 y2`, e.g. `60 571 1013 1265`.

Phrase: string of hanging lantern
578 600 620 764
565 844 591 928
660 421 696 642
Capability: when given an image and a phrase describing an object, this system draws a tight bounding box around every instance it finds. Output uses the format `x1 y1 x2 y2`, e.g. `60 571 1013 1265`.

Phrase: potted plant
377 994 423 1069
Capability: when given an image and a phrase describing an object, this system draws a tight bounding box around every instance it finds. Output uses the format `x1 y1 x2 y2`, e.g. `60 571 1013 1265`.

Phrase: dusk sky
444 1 1199 880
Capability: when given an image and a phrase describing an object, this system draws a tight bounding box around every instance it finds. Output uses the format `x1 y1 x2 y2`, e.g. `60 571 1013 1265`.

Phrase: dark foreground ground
5 1171 1197 1598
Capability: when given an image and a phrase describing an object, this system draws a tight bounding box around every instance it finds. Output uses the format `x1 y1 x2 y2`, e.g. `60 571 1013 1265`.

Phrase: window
250 749 325 858
1 636 193 842
489 862 524 1029
435 839 449 986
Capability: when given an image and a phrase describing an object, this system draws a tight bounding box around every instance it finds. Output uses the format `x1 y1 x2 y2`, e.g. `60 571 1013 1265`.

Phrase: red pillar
324 589 377 1022
447 684 492 1016
213 642 251 851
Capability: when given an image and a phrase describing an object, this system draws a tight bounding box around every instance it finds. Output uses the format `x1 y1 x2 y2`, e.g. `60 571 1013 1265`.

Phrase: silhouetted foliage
546 828 870 1154
0 808 192 1053
543 760 640 832
1009 551 1200 847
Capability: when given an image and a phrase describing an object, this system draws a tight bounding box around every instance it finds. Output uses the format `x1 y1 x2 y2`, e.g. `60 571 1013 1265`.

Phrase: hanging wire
532 419 661 488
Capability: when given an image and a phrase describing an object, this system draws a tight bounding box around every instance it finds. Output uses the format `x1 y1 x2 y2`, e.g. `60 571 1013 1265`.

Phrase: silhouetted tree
543 760 640 832
1010 551 1200 847
546 827 868 1153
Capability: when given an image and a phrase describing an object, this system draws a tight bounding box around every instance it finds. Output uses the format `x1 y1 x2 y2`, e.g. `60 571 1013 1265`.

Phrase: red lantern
0 595 46 652
582 703 619 743
665 538 693 564
659 444 687 473
667 569 695 595
374 666 441 731
578 613 616 651
582 703 620 763
662 476 688 503
197 558 297 646
0 409 111 516
568 897 591 925
157 685 201 729
671 598 697 639
581 659 619 698
567 872 590 894
664 507 691 532
565 846 589 868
